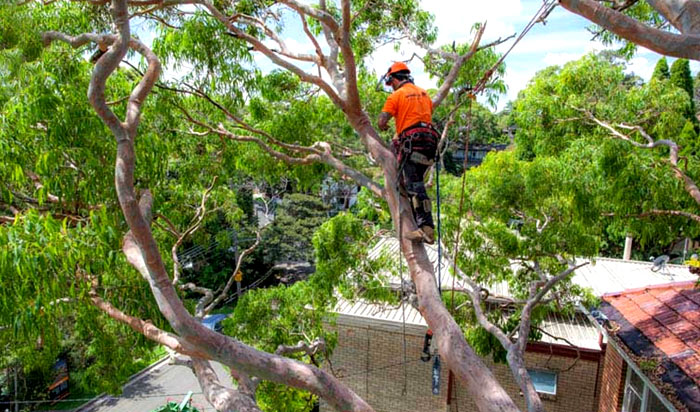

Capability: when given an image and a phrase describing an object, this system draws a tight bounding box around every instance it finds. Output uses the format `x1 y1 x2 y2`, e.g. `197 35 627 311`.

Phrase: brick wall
322 322 447 412
597 345 627 412
322 320 603 412
448 351 602 412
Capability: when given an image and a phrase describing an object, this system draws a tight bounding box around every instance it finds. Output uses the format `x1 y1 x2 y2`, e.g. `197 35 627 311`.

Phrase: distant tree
670 59 694 97
695 72 700 115
679 120 699 157
652 56 670 80
670 58 696 120
261 194 329 267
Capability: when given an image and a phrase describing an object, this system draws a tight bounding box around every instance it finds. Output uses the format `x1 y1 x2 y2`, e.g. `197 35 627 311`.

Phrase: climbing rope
396 158 409 395
436 150 443 295
448 0 557 312
392 0 556 383
471 0 557 96
450 96 474 312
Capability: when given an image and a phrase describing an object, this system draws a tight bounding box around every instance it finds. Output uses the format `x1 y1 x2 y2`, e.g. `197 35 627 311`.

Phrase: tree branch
203 3 346 110
439 246 513 348
175 103 385 198
602 208 700 223
582 109 700 207
275 338 326 357
172 176 217 285
559 0 700 59
432 24 486 108
339 0 361 110
230 13 319 63
204 231 261 315
645 0 700 35
43 3 376 412
191 358 262 412
89 289 203 357
517 261 589 353
170 354 262 412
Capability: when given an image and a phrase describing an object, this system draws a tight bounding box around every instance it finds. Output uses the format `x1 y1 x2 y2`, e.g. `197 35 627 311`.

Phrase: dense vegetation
1 1 699 411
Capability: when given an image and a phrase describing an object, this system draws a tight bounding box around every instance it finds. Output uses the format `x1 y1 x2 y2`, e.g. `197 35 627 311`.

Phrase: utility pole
234 232 241 299
14 365 18 412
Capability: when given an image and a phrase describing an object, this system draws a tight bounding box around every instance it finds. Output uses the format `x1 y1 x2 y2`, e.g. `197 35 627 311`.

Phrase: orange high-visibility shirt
381 83 433 135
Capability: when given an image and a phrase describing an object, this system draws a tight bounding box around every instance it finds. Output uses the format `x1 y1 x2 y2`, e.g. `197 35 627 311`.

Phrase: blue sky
136 1 699 112
392 0 699 110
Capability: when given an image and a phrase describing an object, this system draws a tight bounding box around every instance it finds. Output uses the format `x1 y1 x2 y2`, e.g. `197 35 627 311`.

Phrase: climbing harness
394 122 440 172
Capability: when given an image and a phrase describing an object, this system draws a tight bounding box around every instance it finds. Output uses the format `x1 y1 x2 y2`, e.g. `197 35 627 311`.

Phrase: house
450 143 509 169
320 176 360 215
593 281 700 412
322 238 699 412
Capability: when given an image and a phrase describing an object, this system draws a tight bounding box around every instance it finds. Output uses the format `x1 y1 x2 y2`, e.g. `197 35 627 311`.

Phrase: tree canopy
2 1 700 412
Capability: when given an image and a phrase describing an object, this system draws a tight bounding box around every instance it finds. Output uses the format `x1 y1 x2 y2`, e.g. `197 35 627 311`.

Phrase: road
78 360 229 412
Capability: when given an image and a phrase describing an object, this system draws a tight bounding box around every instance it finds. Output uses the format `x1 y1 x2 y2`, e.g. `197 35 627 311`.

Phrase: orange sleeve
382 92 398 116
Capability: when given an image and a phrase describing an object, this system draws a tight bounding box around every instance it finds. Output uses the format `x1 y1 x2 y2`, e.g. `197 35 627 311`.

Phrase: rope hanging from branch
448 0 557 313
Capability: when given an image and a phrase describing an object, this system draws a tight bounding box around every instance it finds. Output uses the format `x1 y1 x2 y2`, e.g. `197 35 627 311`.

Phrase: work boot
422 226 435 244
405 226 435 245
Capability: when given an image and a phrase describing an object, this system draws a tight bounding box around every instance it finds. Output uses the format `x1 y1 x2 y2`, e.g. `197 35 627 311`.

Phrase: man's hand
378 112 392 132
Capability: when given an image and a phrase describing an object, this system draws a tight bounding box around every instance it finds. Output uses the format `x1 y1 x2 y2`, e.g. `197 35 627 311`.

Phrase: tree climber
378 62 439 244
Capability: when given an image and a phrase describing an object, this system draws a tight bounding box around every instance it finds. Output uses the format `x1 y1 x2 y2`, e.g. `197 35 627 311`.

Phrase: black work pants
401 155 435 230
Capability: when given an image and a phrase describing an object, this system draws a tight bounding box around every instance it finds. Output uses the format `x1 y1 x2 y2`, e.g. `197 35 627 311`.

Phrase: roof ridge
589 256 689 268
603 280 698 298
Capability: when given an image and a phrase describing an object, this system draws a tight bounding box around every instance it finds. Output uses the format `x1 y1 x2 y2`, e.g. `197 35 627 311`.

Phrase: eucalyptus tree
12 1 698 412
557 2 700 217
0 2 270 398
13 0 569 410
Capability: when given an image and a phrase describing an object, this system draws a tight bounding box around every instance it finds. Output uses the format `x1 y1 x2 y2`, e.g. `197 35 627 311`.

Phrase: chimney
623 235 633 260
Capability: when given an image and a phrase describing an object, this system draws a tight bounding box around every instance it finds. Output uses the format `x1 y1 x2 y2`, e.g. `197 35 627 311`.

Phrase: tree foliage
670 58 696 119
6 1 700 412
260 193 329 267
512 53 699 257
652 56 670 80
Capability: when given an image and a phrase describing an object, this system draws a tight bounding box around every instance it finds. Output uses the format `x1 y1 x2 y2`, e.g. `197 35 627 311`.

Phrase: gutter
579 305 680 412
74 356 169 412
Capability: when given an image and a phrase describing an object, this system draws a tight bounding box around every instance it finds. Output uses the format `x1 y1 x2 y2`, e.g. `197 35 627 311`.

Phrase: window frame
527 368 558 396
622 368 672 412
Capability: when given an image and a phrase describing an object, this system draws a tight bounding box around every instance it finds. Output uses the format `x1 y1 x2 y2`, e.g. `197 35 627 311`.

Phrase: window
527 369 557 395
622 369 672 412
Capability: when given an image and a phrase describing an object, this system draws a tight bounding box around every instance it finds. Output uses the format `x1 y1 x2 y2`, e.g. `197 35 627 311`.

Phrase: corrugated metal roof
537 312 600 350
366 237 697 297
333 236 697 350
572 257 695 296
365 236 455 290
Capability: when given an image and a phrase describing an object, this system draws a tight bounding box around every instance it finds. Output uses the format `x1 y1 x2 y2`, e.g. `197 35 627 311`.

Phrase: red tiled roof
603 281 700 387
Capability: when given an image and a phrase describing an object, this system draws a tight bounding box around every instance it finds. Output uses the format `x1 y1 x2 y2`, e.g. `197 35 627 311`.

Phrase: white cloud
283 37 316 55
690 60 700 76
542 52 586 66
626 55 654 80
500 68 537 106
422 0 521 44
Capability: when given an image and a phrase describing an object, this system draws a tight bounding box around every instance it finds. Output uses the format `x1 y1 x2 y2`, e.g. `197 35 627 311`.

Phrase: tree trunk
351 114 522 412
507 350 545 412
191 359 261 412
